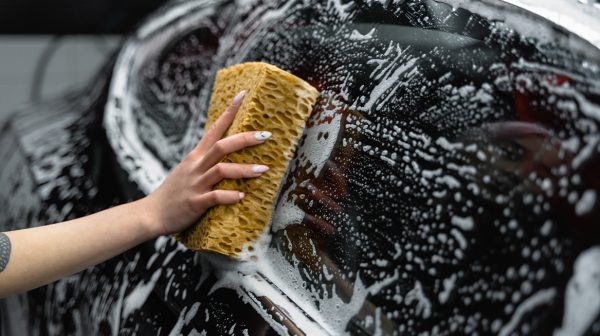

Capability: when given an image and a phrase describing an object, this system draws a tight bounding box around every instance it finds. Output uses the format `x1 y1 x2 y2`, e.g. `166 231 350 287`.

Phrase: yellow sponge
175 62 319 257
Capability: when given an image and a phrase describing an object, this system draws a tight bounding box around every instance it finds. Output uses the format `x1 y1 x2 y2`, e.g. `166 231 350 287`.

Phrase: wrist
130 197 165 239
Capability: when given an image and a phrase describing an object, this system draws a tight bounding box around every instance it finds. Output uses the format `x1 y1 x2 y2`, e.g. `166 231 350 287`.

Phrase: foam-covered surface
6 0 600 334
176 62 318 256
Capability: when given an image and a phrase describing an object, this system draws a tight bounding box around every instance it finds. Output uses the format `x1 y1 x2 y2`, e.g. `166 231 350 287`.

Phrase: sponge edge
175 62 319 257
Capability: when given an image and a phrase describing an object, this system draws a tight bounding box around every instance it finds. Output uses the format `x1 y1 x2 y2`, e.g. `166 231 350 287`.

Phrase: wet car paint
2 0 600 335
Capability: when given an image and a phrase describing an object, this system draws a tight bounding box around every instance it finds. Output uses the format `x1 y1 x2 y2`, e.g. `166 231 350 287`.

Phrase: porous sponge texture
175 62 319 257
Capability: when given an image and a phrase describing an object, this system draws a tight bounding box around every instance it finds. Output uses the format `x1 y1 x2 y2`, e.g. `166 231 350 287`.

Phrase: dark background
0 0 169 122
0 0 167 34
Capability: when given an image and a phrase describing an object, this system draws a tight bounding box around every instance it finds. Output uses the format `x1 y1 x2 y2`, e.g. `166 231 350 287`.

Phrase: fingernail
232 91 246 106
239 192 245 199
255 131 272 141
252 165 269 174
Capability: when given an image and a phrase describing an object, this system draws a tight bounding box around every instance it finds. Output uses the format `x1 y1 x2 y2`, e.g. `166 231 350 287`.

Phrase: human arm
0 91 270 298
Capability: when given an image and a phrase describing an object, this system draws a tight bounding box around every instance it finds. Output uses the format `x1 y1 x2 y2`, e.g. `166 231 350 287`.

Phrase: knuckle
213 163 224 175
186 196 200 213
213 141 225 154
186 149 199 162
207 191 219 204
230 163 245 176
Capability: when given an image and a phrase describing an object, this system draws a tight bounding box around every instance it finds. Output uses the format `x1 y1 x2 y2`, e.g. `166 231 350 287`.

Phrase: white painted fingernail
255 131 272 141
252 165 269 173
232 90 246 105
239 192 245 199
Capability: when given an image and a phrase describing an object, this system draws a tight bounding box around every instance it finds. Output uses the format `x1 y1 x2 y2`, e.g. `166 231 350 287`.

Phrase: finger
194 190 245 210
323 160 348 197
200 163 269 187
295 182 343 214
302 213 336 236
487 121 551 139
198 131 272 171
486 121 563 168
195 90 246 154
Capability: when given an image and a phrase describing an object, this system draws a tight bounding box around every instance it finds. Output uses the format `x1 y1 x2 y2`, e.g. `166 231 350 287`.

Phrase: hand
485 121 563 173
141 91 272 236
297 160 347 236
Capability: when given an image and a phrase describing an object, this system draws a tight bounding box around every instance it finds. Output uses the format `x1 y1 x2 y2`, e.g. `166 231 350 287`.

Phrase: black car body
2 0 600 335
